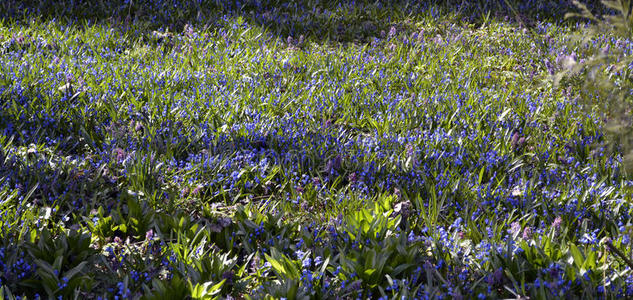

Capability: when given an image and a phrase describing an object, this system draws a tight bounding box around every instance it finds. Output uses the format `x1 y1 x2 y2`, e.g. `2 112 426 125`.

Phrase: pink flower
510 132 520 148
522 227 533 240
510 222 521 236
388 26 397 38
191 185 204 196
406 143 415 157
552 216 562 231
510 132 526 150
113 148 126 162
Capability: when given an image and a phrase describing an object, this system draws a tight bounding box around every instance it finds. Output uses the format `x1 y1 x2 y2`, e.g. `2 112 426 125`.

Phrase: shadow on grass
0 0 595 43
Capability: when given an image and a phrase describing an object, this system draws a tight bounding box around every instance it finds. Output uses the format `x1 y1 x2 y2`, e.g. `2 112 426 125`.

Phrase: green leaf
319 256 330 275
190 280 225 299
264 254 286 276
478 166 485 185
363 269 376 277
33 259 56 277
63 261 88 280
582 250 597 270
569 243 584 269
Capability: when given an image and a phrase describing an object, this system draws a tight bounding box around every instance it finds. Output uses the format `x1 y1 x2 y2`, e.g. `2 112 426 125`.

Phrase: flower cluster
1 0 633 299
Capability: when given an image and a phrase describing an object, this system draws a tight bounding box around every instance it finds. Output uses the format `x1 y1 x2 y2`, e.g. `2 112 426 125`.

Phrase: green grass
1 0 633 299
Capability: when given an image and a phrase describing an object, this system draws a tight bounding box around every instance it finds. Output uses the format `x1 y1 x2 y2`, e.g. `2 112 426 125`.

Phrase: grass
0 0 632 299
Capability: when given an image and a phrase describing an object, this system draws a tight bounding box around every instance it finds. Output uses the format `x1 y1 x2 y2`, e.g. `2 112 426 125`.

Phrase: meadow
1 0 633 299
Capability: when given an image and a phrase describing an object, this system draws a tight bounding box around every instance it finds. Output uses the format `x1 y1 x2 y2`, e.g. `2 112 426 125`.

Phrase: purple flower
406 143 415 157
487 268 504 286
545 58 555 75
134 122 144 134
145 229 154 241
183 23 194 37
510 222 521 237
326 155 342 173
302 256 312 268
113 148 126 162
417 29 425 43
191 185 203 196
180 187 190 198
222 271 234 284
522 227 533 240
552 216 562 231
510 132 526 150
348 172 357 183
388 26 397 38
510 132 520 148
432 34 443 44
